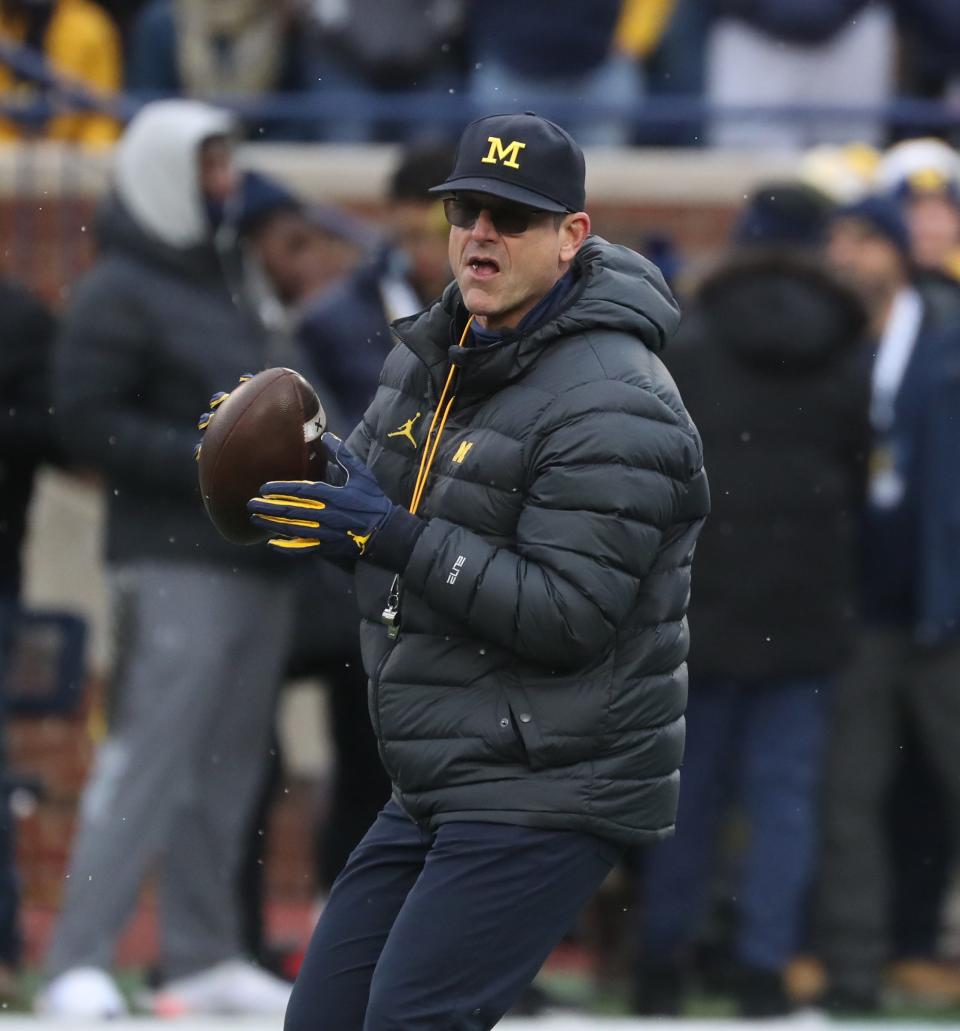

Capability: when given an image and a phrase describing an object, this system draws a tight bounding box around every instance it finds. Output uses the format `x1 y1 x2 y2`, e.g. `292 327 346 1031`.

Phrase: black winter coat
348 238 709 845
666 251 869 681
54 197 290 572
0 281 58 595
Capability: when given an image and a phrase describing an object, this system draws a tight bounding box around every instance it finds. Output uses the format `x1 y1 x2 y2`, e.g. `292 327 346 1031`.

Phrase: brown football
198 367 328 545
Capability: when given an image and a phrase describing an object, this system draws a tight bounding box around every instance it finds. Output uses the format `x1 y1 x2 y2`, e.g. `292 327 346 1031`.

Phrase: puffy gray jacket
349 237 709 845
54 102 298 573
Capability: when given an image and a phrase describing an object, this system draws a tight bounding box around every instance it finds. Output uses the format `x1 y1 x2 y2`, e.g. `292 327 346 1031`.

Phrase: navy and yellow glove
193 373 253 463
247 432 425 569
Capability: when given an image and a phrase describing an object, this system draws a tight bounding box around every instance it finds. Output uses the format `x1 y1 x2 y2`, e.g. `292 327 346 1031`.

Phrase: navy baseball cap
429 112 585 213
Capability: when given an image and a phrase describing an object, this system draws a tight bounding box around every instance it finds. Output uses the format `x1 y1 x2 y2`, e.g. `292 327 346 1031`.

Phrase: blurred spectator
302 0 465 143
876 137 960 283
468 0 651 147
232 171 380 965
299 144 454 432
635 183 869 1018
0 280 58 999
706 1 895 149
35 100 296 1019
0 0 121 146
126 0 303 137
873 136 960 1010
816 196 960 1013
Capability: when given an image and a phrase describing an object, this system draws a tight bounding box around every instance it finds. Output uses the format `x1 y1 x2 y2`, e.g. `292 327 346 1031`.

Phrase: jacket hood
93 193 227 284
392 236 680 393
694 250 868 373
113 100 236 249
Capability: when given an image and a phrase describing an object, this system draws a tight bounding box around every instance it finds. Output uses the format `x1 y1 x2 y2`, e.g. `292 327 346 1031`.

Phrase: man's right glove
247 432 425 569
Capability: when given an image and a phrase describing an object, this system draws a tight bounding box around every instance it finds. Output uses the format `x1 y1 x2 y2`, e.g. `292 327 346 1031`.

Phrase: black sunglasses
442 196 556 236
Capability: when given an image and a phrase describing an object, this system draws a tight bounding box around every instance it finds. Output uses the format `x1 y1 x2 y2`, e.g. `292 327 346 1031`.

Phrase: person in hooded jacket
635 183 870 1018
36 100 297 1020
237 112 709 1030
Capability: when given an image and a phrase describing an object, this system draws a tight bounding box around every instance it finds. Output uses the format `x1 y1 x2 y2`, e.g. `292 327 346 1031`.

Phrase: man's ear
559 212 591 263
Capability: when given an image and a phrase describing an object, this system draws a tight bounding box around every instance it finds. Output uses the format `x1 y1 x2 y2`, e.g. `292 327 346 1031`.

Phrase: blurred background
3 0 960 1022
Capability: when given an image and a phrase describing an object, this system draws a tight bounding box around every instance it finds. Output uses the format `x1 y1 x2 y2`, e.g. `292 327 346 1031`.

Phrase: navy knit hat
237 170 303 235
833 195 911 258
734 182 833 248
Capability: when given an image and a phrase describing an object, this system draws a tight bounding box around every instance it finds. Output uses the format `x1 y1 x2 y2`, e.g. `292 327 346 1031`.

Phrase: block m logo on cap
481 136 526 170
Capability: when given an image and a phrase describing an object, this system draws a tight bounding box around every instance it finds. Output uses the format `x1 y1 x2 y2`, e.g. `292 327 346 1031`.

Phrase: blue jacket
882 282 960 643
298 250 407 435
913 323 960 643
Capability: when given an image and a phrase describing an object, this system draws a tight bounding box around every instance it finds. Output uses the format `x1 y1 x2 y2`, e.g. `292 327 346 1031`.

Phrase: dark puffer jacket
666 251 870 681
347 237 709 845
55 197 286 572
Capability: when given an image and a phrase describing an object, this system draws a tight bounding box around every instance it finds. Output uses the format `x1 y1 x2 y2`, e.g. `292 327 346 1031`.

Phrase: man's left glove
247 432 425 570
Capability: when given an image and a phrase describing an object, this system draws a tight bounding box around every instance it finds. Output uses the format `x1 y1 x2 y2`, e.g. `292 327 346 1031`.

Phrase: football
198 367 328 545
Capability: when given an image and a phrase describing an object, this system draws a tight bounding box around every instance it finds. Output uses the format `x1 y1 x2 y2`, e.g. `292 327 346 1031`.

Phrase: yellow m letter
481 137 526 170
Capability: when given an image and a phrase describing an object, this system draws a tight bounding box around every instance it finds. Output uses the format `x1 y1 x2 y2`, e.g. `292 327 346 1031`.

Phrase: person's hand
193 373 252 463
247 433 395 560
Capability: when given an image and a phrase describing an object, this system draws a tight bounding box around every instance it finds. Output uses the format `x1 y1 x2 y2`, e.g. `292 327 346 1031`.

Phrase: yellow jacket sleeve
615 0 678 58
45 0 122 146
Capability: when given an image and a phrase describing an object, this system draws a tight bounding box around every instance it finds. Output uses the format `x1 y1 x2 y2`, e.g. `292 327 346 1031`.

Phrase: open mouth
466 257 500 278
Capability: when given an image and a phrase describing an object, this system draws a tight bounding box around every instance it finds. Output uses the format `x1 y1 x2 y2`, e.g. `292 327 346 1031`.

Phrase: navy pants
642 677 827 970
285 800 621 1030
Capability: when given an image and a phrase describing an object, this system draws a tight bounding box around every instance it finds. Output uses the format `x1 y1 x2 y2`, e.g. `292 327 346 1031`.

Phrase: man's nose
470 210 498 240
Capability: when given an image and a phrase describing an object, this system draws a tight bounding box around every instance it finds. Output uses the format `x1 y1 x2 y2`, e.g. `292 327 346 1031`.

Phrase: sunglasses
442 196 556 236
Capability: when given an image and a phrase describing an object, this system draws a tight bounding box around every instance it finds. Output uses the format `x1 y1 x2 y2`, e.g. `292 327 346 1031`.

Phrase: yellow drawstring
409 315 474 514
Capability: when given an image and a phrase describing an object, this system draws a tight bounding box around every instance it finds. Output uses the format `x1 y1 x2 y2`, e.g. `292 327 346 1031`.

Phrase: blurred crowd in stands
1 0 960 1023
0 0 958 147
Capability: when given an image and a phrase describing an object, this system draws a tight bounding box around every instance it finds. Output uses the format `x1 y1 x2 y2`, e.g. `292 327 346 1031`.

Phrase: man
636 183 869 1018
299 144 454 433
816 197 960 1011
37 100 295 1019
243 112 709 1029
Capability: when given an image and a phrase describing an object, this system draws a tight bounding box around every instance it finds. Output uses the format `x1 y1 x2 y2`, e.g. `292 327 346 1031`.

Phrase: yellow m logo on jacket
452 441 474 464
481 137 526 170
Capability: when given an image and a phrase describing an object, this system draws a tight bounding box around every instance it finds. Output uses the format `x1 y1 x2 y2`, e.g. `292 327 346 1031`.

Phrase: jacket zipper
382 365 461 639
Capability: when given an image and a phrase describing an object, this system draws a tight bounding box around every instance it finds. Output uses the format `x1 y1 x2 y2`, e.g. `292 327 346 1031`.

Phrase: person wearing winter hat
815 196 960 1012
635 181 869 1019
876 138 960 283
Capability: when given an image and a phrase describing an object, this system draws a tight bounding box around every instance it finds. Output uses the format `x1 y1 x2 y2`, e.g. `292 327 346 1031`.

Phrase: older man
246 112 709 1030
